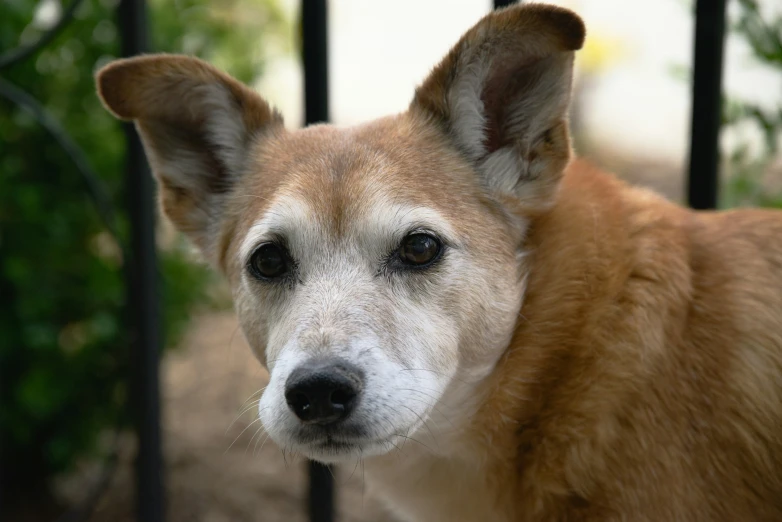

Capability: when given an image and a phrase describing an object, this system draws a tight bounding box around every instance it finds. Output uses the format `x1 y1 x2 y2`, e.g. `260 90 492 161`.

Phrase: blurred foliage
0 0 289 506
578 32 628 75
721 0 782 208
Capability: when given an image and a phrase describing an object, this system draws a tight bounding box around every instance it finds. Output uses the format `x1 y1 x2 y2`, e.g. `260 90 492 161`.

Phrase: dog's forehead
229 115 484 256
257 116 466 211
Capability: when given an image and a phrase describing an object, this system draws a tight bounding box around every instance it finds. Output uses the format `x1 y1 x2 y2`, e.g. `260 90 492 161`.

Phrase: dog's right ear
96 54 283 260
411 3 585 214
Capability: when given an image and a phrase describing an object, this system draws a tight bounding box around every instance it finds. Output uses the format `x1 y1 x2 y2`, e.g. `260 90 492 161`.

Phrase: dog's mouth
285 411 431 462
316 434 357 448
300 433 401 461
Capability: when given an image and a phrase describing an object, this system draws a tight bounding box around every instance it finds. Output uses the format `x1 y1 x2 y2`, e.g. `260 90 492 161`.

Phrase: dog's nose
284 359 363 425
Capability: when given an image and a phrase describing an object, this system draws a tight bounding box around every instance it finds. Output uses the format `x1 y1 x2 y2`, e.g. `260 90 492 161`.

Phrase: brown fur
95 3 782 520
473 162 782 520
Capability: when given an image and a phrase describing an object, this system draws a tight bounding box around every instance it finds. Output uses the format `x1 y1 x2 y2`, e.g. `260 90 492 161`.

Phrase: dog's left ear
411 3 585 212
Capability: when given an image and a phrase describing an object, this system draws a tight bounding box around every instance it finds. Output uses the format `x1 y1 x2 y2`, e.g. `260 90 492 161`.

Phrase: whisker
262 431 273 449
225 399 262 434
237 385 267 410
361 456 366 508
383 436 404 457
253 427 269 456
393 433 435 455
227 324 243 355
397 387 456 417
402 394 455 430
224 417 262 454
399 367 471 385
347 453 361 484
246 424 266 455
397 384 449 398
400 404 438 444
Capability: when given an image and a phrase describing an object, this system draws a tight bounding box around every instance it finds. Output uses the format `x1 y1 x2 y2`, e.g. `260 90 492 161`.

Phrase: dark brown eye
398 234 441 266
248 243 289 280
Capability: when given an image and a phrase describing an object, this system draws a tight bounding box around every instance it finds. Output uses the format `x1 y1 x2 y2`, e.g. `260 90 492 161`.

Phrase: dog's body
96 3 782 521
367 160 782 522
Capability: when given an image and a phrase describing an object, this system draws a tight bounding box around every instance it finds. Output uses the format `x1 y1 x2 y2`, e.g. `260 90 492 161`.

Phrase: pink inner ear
480 54 546 155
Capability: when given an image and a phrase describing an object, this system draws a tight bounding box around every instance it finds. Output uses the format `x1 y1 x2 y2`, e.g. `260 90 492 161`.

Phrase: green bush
722 0 782 208
0 0 288 509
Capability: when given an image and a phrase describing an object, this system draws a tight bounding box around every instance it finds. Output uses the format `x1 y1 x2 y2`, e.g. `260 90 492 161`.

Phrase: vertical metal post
303 0 329 124
301 1 333 522
686 0 727 210
308 462 334 522
117 0 165 521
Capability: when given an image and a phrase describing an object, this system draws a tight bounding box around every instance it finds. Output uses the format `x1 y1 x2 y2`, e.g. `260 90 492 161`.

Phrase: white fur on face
233 187 525 463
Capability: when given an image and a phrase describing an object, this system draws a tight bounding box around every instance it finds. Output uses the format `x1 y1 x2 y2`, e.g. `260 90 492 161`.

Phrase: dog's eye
248 243 289 280
398 233 441 266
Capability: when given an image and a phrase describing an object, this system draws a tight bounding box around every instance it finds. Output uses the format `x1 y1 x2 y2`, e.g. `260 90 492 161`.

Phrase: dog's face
97 4 584 462
230 120 531 461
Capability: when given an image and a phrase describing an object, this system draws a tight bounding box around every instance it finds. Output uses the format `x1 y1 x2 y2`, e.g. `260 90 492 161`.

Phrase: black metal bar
686 0 727 210
117 1 165 521
303 0 329 125
308 461 335 522
301 1 334 521
494 0 516 9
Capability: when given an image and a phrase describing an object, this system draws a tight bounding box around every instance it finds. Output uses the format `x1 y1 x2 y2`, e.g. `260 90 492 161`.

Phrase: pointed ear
96 54 283 259
411 4 585 212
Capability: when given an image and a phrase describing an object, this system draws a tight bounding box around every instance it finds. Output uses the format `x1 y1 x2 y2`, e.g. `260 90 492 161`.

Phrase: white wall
256 0 781 162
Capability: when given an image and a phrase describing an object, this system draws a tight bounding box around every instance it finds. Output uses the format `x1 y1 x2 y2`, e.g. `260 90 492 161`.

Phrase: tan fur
96 3 782 521
471 163 782 521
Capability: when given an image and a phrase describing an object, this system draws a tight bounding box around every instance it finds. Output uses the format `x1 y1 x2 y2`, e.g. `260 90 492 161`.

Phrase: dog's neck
467 160 691 516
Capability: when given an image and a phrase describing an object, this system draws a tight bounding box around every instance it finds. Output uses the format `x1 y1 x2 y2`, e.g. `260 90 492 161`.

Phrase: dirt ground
76 311 396 522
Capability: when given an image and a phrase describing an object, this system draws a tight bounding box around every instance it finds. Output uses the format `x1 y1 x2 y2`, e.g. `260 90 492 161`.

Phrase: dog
96 3 782 521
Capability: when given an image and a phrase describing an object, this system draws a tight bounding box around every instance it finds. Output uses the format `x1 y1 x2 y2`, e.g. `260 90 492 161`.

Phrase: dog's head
96 3 584 462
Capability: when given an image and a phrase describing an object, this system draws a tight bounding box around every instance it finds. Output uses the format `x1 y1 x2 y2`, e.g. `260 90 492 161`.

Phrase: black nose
284 359 363 425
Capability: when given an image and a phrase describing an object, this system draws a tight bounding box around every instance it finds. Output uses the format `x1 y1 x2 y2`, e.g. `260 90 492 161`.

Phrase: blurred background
1 0 780 521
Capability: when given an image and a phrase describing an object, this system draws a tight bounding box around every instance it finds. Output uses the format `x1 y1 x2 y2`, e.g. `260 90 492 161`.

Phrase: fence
0 0 726 520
